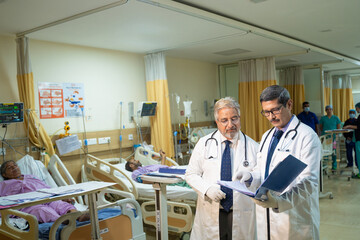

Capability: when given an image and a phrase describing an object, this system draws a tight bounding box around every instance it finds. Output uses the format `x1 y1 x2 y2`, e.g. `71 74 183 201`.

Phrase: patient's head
0 160 22 180
125 158 142 172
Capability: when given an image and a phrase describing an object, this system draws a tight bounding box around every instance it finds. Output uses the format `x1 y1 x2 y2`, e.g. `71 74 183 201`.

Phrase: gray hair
260 85 290 105
214 97 240 121
0 160 16 178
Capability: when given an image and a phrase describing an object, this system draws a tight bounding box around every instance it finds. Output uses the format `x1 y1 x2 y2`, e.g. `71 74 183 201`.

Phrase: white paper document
2 191 52 201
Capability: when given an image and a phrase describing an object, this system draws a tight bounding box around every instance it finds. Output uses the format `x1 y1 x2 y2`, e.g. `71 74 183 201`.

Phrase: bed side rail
48 154 84 205
141 200 193 234
84 154 139 199
135 146 179 166
0 209 38 240
49 197 146 240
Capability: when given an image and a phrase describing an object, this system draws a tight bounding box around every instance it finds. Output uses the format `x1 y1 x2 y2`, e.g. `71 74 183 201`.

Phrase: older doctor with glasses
186 97 259 240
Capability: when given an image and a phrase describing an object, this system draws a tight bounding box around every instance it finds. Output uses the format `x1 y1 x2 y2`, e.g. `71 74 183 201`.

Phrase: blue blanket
39 208 122 240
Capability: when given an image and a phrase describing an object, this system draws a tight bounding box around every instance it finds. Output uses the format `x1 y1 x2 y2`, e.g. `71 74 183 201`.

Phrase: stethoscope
259 119 301 153
205 130 249 167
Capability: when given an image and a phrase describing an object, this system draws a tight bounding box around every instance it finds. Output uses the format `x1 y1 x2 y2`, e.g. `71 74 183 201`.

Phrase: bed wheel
180 232 191 240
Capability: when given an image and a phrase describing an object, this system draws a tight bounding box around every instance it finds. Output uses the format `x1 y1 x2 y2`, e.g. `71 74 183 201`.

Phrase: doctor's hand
252 191 279 209
235 171 252 186
206 186 226 203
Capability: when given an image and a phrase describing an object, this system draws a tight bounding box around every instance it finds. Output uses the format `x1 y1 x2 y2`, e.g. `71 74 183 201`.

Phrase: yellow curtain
16 37 55 165
144 52 174 159
238 57 276 142
332 75 354 122
280 66 305 115
324 72 331 113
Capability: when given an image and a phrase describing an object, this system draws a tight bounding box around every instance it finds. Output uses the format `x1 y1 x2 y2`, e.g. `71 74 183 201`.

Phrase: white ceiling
1 0 360 74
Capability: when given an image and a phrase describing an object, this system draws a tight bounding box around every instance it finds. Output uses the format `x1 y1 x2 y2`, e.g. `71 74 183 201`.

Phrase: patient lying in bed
0 160 89 223
125 150 170 183
125 150 190 188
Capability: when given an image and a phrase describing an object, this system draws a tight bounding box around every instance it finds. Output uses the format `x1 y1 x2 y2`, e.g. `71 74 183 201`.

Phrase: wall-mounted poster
63 83 84 117
38 82 64 119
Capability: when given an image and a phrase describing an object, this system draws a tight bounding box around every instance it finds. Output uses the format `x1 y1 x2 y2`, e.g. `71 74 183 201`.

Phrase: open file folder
218 154 307 200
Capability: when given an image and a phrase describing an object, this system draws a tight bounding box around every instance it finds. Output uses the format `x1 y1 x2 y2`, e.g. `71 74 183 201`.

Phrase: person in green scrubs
343 102 360 179
319 105 341 170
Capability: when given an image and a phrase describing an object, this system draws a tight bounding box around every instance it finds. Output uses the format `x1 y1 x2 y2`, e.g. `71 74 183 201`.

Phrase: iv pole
119 102 123 161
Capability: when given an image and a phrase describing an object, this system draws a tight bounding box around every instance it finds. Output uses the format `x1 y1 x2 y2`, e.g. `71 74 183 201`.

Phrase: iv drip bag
183 101 192 118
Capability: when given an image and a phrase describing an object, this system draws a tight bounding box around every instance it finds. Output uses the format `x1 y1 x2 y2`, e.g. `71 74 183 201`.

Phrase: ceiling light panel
28 0 247 53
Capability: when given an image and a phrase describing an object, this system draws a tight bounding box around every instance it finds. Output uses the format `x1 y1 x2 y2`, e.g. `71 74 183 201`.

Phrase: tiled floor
319 168 360 240
144 168 360 240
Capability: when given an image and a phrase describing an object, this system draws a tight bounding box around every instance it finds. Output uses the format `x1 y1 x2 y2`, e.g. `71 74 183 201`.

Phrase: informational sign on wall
63 83 84 117
38 82 64 119
38 82 84 119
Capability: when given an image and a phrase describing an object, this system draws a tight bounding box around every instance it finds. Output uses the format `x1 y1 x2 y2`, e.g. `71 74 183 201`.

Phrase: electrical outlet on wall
128 134 133 141
98 137 111 144
85 138 97 145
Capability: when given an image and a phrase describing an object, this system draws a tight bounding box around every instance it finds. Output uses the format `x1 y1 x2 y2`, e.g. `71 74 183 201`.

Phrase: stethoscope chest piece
243 160 249 167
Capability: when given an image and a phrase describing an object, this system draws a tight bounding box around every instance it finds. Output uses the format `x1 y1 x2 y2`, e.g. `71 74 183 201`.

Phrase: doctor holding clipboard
236 85 322 240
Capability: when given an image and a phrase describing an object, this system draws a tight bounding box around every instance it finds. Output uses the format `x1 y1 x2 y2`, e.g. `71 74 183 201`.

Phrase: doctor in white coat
237 85 321 240
185 97 258 240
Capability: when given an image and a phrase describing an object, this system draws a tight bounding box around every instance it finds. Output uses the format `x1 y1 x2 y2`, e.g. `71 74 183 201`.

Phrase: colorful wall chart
38 82 84 119
38 82 64 119
63 83 84 117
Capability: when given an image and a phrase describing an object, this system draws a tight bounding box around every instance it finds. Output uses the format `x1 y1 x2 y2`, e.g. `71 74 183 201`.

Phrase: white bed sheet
100 163 197 201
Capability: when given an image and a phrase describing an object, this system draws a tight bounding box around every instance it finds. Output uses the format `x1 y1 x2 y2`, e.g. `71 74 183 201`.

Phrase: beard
224 129 239 139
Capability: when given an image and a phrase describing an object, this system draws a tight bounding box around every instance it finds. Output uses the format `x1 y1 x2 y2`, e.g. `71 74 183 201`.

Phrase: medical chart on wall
38 82 84 119
38 82 64 119
63 83 84 117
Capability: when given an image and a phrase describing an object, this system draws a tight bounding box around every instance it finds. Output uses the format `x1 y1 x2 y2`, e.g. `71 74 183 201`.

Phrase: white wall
30 39 147 135
167 57 218 124
303 68 322 116
0 35 218 139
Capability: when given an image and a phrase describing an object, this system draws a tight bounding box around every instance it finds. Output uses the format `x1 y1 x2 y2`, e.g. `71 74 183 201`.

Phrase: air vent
214 48 250 56
250 0 268 3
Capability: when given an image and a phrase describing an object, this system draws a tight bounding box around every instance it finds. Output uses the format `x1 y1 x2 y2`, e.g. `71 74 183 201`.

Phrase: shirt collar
276 115 294 133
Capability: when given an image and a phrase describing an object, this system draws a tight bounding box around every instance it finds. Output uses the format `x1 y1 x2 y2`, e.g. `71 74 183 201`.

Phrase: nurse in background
319 105 341 170
297 101 319 135
343 109 358 168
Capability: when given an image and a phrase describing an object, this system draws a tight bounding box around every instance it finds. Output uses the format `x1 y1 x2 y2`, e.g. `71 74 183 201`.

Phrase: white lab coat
252 116 321 240
185 130 258 240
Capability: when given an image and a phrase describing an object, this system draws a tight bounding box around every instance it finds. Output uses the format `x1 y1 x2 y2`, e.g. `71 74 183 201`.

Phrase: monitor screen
138 102 157 117
0 103 24 124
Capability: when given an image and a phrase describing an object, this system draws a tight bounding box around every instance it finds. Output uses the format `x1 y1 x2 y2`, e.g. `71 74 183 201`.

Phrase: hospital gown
0 175 76 223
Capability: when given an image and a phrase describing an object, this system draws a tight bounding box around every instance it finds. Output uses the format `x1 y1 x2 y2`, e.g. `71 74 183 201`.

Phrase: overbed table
0 181 115 240
140 175 183 240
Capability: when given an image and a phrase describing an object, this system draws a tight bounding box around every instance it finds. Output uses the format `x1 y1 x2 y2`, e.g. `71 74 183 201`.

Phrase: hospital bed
83 146 196 236
0 154 146 240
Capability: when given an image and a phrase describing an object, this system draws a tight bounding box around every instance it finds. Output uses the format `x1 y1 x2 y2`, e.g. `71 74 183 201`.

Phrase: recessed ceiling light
214 48 250 56
320 29 332 33
250 0 268 3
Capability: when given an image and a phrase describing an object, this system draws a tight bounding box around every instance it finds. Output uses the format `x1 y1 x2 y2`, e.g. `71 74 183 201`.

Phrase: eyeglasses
218 116 240 126
261 105 284 117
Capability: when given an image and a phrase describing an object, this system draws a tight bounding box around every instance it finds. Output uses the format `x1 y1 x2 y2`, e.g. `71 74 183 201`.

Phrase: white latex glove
235 171 252 183
206 186 226 203
252 191 279 209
